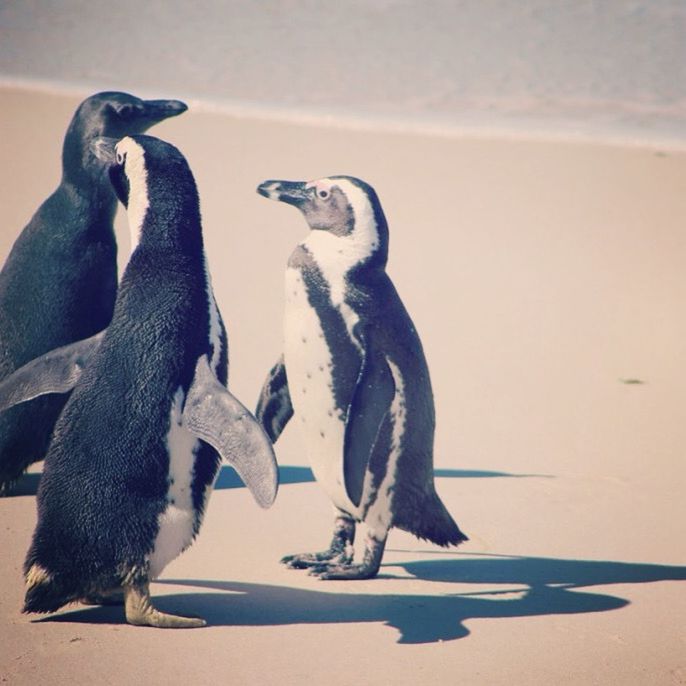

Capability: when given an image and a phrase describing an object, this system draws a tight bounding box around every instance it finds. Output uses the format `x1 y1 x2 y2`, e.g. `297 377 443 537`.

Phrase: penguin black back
24 134 214 616
0 92 187 492
22 135 276 627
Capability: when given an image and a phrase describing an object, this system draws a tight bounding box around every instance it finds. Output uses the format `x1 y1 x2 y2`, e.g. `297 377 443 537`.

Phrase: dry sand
0 87 685 685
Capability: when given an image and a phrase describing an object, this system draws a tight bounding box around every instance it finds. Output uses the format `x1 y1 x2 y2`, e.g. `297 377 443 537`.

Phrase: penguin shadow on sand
3 463 543 497
37 549 686 644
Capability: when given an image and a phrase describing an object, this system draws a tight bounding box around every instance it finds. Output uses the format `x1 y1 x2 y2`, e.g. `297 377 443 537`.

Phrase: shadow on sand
38 553 686 644
4 464 545 497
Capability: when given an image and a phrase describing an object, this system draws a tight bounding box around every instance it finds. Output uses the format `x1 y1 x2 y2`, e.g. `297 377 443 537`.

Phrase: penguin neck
302 215 389 281
60 120 112 202
130 189 204 260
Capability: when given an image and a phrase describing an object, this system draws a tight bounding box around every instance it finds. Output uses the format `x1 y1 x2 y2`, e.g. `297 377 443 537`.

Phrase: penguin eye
116 103 136 120
116 151 126 165
318 189 330 200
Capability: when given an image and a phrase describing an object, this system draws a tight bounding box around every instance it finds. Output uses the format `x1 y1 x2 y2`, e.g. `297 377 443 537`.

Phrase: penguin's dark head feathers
75 92 188 140
257 178 358 236
63 92 187 183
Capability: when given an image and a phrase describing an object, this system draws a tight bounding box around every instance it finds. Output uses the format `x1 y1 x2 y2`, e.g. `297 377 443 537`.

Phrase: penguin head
257 176 389 266
63 92 187 183
99 135 201 255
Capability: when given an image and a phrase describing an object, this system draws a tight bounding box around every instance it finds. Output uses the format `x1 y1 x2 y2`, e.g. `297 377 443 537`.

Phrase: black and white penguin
255 175 467 580
13 135 277 627
0 91 187 492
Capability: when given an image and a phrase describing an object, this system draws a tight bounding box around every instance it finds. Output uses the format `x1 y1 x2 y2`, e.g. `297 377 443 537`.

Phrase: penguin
255 175 467 580
11 135 277 627
0 91 187 493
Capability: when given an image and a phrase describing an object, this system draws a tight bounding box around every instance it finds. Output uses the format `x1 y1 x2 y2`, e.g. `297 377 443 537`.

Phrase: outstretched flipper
255 356 293 442
0 332 104 413
343 342 396 507
183 355 278 508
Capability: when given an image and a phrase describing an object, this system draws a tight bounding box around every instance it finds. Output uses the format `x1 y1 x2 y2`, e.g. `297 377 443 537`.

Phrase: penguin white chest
148 387 199 579
283 266 359 515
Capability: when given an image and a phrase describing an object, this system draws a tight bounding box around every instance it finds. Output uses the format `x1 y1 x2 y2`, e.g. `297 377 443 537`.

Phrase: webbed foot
281 513 356 570
124 583 205 629
310 531 387 581
281 550 353 569
309 561 379 580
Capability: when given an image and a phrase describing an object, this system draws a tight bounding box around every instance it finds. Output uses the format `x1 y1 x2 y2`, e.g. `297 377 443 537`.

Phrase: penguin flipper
0 331 105 413
183 355 279 508
255 356 293 442
343 346 396 507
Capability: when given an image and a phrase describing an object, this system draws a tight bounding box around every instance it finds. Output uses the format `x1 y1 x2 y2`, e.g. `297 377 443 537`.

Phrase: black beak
256 180 311 207
142 99 188 122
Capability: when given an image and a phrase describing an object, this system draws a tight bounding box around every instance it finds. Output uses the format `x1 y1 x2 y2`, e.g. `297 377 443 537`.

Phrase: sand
0 87 685 685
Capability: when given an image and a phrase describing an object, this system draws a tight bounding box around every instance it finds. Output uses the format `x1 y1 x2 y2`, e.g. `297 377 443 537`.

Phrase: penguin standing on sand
9 135 277 627
0 92 187 492
256 175 467 580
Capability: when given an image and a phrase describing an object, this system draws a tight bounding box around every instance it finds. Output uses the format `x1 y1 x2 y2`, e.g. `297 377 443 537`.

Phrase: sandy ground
1 87 685 685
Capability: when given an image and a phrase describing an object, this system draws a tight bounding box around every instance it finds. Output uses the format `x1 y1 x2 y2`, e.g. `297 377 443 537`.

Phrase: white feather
284 179 382 517
116 137 148 256
284 267 360 516
204 256 223 371
148 387 199 579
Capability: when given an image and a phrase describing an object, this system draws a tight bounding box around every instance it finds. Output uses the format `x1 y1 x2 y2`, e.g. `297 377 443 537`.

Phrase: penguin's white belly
148 387 201 579
283 267 359 516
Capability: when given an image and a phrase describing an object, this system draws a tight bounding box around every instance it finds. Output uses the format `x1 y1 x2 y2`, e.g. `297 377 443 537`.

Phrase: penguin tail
23 562 77 614
410 491 468 548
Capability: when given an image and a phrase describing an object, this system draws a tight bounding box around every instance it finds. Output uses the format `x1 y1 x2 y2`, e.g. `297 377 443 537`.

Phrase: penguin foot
309 561 379 580
81 588 125 606
124 583 206 629
281 514 356 569
281 550 353 569
310 531 387 581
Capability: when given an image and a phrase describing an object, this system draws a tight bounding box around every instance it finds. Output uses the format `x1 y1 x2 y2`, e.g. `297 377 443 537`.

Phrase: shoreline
2 76 685 153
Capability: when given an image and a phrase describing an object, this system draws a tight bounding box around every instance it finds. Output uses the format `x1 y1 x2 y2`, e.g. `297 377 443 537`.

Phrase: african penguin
0 91 187 493
15 135 277 628
255 175 467 580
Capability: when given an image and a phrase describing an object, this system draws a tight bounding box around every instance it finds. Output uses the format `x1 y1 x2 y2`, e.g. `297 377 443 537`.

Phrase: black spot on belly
292 249 363 416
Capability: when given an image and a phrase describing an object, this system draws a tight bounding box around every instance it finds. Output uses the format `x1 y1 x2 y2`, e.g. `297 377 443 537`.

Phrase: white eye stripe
116 151 125 165
306 180 333 199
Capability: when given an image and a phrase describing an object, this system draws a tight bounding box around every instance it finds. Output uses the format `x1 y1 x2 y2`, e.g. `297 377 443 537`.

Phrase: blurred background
1 0 685 146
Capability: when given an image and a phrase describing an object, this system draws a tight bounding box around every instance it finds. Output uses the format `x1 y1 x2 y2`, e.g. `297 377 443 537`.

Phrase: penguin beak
141 99 188 122
257 180 311 207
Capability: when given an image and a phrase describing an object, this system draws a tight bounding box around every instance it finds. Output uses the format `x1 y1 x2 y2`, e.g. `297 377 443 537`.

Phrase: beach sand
1 87 685 685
